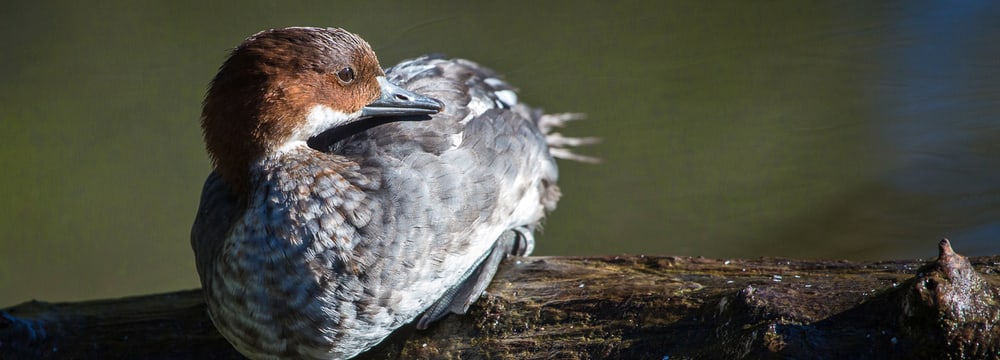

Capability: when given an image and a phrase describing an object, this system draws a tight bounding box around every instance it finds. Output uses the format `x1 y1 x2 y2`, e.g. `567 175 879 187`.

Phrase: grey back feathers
191 55 591 359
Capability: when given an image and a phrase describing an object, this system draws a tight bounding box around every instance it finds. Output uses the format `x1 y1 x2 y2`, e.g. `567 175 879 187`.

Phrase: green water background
2 1 999 306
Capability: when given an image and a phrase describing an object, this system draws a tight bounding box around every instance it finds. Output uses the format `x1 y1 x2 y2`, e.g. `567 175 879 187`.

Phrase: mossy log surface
2 239 998 359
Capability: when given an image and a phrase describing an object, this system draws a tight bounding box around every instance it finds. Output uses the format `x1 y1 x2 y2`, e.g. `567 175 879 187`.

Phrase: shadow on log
2 239 998 359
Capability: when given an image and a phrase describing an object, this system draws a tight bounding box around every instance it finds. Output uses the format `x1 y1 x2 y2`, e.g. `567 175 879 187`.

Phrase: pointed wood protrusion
2 240 999 359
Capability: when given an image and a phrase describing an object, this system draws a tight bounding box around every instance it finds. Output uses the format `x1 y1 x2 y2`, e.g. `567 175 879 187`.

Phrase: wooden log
2 239 997 359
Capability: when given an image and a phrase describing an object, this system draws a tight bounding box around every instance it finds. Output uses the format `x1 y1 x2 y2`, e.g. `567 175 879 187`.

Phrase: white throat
277 104 359 152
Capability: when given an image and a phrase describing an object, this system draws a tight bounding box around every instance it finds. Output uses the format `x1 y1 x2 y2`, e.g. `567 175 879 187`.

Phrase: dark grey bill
361 76 443 118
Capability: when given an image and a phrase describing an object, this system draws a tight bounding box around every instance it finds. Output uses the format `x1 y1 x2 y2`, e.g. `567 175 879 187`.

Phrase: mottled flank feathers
192 27 594 360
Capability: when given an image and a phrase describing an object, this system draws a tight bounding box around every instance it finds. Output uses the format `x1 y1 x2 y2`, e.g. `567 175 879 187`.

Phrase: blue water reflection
1 1 999 306
879 0 1000 252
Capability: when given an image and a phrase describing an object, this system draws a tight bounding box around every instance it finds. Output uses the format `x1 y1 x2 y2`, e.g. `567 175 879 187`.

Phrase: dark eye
336 67 355 84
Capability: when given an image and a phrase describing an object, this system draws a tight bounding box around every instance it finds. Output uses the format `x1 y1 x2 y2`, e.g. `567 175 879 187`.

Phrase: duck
191 26 594 359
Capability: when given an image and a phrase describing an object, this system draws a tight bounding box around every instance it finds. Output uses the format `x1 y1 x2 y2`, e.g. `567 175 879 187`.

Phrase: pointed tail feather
536 112 601 163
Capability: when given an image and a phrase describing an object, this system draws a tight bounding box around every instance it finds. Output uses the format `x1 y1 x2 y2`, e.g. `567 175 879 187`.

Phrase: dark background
2 1 999 306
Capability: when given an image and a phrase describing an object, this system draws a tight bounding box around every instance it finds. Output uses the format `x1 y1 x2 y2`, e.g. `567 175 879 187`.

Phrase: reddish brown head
201 27 440 196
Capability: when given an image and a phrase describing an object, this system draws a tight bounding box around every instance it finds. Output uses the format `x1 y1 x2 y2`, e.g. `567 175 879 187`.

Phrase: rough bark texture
2 239 998 359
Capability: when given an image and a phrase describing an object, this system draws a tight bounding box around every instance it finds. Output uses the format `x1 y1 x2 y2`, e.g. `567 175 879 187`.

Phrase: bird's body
192 28 591 359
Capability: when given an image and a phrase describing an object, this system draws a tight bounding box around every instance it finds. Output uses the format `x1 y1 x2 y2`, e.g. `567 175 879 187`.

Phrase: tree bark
2 239 998 359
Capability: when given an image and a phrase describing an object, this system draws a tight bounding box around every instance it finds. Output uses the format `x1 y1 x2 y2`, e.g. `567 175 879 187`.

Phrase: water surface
2 1 999 306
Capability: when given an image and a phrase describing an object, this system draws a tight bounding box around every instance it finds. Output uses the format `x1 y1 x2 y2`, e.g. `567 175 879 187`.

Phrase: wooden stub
3 240 998 359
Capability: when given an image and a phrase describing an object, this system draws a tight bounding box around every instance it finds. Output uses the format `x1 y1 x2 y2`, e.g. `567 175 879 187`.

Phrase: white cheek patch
279 105 359 152
300 105 356 139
